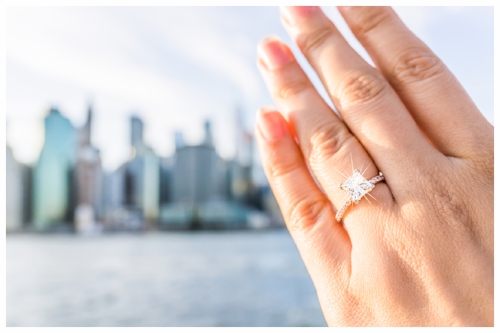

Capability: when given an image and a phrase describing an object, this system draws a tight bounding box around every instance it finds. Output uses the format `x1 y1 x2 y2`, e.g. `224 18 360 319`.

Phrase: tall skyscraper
172 120 227 205
75 104 103 232
6 145 24 231
131 115 144 149
174 131 184 150
203 120 213 146
33 107 77 230
20 164 33 226
231 106 254 203
123 115 160 225
159 157 174 205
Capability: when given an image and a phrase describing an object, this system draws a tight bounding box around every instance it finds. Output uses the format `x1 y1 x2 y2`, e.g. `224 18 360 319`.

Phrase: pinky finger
255 106 351 293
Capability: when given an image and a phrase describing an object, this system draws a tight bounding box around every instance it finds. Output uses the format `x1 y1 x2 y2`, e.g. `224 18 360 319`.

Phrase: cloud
7 7 263 169
128 7 262 102
6 6 493 170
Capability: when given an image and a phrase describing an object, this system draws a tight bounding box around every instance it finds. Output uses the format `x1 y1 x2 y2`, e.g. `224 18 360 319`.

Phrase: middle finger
280 6 440 198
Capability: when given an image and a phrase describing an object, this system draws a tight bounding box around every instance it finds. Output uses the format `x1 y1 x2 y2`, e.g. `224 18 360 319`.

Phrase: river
7 229 326 326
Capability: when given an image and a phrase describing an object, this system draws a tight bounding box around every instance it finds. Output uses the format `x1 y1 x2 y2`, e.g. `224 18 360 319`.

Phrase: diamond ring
336 169 385 222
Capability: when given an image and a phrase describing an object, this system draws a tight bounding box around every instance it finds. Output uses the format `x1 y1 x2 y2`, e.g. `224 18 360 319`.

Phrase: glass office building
33 107 76 230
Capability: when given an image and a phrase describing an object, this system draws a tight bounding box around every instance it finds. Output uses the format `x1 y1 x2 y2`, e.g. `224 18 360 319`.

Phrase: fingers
279 6 440 189
256 36 393 220
338 6 493 159
255 106 351 294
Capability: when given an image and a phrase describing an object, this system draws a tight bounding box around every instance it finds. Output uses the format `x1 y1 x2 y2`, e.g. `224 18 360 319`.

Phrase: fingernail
337 6 352 13
258 107 286 142
281 6 315 25
258 36 292 70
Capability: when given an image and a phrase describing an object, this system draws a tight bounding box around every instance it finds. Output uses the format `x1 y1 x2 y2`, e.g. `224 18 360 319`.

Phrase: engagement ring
336 169 385 222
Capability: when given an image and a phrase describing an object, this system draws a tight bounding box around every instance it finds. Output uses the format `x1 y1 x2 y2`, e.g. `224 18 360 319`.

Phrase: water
7 229 326 327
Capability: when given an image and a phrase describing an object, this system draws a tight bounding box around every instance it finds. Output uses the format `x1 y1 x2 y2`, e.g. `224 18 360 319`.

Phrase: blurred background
6 6 493 327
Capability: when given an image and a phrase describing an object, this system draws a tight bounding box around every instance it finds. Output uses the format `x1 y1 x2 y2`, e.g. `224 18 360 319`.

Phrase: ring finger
257 36 393 228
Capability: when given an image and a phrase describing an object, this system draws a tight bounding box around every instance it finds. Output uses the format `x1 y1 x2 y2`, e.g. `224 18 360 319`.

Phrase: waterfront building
174 131 184 150
160 119 253 229
231 106 254 203
33 107 77 230
75 105 103 233
159 156 174 205
172 120 228 205
101 165 138 230
102 167 125 218
6 145 24 231
20 164 33 226
122 115 160 226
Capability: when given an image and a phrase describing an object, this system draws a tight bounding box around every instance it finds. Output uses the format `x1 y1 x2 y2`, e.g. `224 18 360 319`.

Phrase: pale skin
254 6 493 326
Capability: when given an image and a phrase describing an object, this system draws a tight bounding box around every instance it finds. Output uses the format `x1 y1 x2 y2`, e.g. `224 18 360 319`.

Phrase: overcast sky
6 6 493 172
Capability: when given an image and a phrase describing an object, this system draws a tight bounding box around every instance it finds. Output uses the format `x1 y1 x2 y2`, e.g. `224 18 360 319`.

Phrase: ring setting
336 169 385 222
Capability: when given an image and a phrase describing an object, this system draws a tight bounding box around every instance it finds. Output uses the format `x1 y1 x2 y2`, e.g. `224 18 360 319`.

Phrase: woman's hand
255 6 493 326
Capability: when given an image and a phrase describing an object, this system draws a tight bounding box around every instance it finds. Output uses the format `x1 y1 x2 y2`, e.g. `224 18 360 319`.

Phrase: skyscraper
33 107 77 230
159 119 235 229
123 115 160 226
172 119 227 205
75 104 103 232
231 106 254 203
131 115 144 149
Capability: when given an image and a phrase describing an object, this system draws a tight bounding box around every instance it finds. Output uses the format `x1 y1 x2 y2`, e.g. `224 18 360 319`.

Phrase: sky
6 6 494 174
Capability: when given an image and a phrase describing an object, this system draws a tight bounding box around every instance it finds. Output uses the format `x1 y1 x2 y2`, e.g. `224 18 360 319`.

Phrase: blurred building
7 104 282 233
120 116 160 227
101 166 130 230
160 118 260 229
75 104 103 233
172 121 227 204
6 145 24 231
33 107 77 230
20 164 34 226
159 156 174 205
230 106 254 203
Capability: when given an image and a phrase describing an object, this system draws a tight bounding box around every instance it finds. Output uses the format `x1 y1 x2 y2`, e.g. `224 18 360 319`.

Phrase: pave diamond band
335 170 385 222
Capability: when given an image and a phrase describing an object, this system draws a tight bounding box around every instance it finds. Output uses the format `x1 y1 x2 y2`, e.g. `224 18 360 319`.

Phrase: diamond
340 169 375 204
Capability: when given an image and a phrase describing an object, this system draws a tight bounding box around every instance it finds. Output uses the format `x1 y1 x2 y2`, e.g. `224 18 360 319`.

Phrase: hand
254 6 493 326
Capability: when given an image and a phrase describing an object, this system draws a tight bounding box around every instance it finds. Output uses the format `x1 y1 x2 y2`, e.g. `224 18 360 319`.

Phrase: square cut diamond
340 169 375 204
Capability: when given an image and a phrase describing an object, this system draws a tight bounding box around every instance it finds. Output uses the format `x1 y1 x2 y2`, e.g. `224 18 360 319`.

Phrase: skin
254 6 493 326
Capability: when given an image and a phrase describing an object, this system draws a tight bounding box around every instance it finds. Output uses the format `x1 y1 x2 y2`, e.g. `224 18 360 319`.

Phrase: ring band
336 170 385 222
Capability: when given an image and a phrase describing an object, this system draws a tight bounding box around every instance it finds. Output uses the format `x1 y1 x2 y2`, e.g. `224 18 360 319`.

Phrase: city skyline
7 6 494 173
6 103 256 171
6 103 280 232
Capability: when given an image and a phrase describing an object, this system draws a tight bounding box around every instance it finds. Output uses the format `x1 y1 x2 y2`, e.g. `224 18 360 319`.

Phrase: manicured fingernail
337 6 352 13
258 36 292 70
258 107 286 142
281 6 315 25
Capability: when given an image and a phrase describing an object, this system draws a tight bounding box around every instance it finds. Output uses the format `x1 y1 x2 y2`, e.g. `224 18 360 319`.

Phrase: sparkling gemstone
340 169 375 204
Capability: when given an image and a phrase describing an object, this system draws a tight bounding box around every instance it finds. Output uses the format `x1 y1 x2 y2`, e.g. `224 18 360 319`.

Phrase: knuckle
274 77 312 100
391 47 445 85
267 155 301 181
337 71 387 109
309 123 354 166
288 197 329 233
296 26 334 55
349 7 392 38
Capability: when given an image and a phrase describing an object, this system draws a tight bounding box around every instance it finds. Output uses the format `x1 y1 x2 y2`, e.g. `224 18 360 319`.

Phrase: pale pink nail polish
259 108 285 142
258 36 292 70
